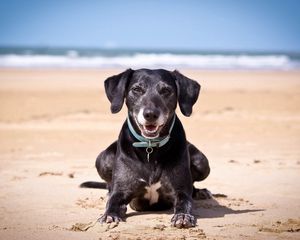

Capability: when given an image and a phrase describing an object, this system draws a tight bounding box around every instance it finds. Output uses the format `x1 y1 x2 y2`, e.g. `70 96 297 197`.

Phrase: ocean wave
0 53 297 70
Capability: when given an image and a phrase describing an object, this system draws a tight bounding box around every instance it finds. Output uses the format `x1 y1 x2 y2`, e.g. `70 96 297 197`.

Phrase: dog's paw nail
98 215 106 224
183 216 196 228
106 216 113 223
98 213 123 224
113 216 121 223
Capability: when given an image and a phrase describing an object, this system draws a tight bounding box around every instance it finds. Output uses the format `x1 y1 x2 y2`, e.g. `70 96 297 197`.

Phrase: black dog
81 69 210 228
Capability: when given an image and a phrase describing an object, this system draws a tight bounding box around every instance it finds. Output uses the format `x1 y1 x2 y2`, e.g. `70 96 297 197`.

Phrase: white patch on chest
144 181 161 205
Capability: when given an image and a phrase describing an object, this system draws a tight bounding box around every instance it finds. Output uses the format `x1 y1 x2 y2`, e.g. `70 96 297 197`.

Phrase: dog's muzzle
134 108 166 139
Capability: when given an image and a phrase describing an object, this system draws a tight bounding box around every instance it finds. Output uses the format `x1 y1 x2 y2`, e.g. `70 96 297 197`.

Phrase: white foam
0 53 295 70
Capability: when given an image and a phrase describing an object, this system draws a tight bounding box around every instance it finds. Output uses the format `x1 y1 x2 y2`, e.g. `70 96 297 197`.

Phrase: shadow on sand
193 196 264 219
126 195 264 220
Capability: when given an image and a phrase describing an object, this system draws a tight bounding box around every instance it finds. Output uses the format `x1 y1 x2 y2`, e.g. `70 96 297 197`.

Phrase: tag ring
146 147 153 161
146 147 153 154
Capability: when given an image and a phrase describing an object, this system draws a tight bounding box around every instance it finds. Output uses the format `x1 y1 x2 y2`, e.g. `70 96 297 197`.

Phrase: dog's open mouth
143 124 163 138
135 118 164 139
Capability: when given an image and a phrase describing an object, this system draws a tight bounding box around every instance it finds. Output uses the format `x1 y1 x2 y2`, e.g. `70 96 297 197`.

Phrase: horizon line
0 45 300 55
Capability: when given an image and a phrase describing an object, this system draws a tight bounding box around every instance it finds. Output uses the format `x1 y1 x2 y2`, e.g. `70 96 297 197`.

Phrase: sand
0 69 300 240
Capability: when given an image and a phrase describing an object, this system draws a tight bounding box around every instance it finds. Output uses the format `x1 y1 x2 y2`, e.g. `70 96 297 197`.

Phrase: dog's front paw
171 213 196 228
98 213 124 224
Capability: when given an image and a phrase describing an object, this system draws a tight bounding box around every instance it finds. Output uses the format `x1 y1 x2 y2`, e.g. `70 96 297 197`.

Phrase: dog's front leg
171 192 196 228
99 191 129 223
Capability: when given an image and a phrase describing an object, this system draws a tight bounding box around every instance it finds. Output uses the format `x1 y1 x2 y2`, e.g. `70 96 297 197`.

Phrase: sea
0 47 300 70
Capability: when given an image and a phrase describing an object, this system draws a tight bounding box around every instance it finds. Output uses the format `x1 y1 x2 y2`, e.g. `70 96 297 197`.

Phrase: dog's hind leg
188 142 210 182
188 142 212 199
80 142 117 189
95 141 117 190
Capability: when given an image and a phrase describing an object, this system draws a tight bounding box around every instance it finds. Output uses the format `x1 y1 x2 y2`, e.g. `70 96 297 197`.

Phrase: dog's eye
159 87 172 96
131 86 144 94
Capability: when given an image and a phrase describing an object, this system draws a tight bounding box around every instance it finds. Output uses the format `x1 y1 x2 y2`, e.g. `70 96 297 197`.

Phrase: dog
81 69 210 228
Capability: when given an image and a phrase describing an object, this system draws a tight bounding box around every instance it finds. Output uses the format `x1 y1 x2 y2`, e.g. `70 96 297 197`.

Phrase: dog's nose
143 108 159 122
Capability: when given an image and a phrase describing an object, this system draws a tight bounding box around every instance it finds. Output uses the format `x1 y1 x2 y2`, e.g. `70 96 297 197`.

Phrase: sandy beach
0 69 299 240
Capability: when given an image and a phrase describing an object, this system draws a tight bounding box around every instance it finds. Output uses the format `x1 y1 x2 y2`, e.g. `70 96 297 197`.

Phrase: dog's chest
139 179 161 205
144 181 161 205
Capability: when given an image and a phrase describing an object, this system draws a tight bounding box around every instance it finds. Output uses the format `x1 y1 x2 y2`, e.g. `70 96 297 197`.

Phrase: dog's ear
172 70 201 117
104 68 133 113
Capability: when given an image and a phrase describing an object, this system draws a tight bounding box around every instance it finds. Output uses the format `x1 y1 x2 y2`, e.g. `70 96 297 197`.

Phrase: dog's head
104 69 200 139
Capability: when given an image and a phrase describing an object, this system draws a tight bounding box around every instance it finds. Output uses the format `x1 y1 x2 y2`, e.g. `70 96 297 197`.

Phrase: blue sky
0 0 300 51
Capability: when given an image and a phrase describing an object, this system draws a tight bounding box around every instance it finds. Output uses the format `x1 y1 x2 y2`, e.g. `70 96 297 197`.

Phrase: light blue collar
127 115 176 148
